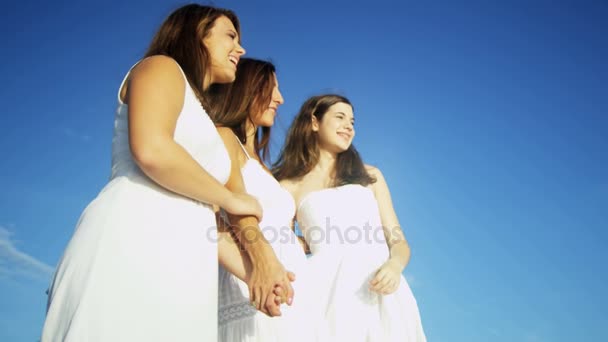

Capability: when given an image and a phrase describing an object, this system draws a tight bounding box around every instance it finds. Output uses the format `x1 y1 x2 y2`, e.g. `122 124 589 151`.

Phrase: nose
344 121 353 131
274 88 284 105
235 41 246 56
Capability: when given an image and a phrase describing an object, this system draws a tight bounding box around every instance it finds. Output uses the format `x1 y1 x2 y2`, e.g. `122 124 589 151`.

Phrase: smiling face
251 73 284 127
203 15 246 86
312 102 355 153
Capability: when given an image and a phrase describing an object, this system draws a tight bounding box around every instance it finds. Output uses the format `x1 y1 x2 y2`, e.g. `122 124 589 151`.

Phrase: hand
369 259 401 295
222 192 263 221
247 254 295 317
271 272 295 305
263 284 289 317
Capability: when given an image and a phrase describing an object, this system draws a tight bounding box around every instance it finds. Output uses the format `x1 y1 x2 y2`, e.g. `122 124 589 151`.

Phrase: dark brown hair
272 94 375 186
144 4 240 108
207 58 277 161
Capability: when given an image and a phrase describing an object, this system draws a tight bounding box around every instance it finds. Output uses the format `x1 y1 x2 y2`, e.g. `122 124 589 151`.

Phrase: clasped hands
246 261 296 317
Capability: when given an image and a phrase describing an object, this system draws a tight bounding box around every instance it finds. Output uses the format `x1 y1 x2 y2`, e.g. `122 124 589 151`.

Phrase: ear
311 115 319 132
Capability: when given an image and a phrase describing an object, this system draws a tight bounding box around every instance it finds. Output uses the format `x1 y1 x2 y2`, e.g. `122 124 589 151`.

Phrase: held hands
222 192 263 221
265 272 296 315
247 255 295 317
369 259 402 295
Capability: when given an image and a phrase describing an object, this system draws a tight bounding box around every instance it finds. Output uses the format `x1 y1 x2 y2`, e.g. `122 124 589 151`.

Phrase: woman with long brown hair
274 94 427 341
207 58 309 341
41 5 276 341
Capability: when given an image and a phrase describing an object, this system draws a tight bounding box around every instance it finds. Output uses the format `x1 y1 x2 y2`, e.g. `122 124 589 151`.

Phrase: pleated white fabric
297 184 427 342
218 138 310 342
41 60 230 342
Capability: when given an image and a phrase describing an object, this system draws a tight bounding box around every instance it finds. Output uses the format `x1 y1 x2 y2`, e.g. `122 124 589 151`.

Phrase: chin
216 71 236 84
256 114 275 127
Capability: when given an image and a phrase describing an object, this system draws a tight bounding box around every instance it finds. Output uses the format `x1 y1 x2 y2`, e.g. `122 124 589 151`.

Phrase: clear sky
1 0 607 341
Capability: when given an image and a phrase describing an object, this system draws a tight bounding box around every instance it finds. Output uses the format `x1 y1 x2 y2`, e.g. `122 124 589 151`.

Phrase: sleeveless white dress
297 184 426 342
218 137 309 342
41 60 230 341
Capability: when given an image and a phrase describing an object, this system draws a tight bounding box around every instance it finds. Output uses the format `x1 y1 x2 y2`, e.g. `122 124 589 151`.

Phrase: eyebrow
335 111 355 120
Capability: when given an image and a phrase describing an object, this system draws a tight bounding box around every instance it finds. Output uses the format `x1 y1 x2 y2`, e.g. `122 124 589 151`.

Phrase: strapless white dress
218 138 310 342
41 60 230 341
297 184 426 342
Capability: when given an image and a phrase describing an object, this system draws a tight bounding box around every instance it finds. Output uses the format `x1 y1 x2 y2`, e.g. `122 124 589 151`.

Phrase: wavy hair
207 58 277 161
272 94 375 186
144 4 241 108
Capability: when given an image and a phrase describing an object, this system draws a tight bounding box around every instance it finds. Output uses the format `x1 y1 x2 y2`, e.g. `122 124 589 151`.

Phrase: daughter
274 94 427 341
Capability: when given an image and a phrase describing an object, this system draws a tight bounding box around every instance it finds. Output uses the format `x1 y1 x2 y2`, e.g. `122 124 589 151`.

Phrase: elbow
130 139 167 173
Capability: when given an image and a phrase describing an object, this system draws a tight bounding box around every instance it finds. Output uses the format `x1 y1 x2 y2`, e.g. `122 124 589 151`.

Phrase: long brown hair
272 94 375 186
207 58 277 161
144 4 240 108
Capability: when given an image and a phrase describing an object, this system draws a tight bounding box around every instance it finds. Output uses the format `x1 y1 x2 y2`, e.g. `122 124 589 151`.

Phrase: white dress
218 137 309 342
41 60 230 341
297 184 426 342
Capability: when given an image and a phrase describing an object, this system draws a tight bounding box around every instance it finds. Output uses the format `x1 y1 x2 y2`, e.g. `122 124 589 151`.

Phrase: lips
337 132 352 140
228 55 239 67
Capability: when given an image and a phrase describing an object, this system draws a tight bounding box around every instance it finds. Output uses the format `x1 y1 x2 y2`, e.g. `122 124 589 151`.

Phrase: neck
314 149 338 179
244 120 257 153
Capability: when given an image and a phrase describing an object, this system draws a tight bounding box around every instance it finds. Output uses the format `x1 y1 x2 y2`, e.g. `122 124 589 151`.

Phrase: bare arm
281 180 311 255
216 127 294 316
125 56 259 219
367 166 412 294
370 166 411 270
217 214 250 281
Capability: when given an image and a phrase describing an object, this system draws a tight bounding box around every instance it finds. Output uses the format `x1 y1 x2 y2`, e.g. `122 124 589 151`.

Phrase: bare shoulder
125 55 185 106
216 127 246 165
130 55 183 83
365 164 383 179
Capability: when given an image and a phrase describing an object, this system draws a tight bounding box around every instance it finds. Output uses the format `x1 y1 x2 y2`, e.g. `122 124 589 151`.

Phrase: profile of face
251 73 284 127
312 102 355 153
204 15 246 84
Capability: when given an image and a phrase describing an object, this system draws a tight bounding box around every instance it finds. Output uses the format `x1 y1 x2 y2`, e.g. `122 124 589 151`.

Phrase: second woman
208 58 310 342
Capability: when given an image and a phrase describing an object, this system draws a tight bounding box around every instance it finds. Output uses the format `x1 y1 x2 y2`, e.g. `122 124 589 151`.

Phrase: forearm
387 239 411 272
134 139 232 206
228 215 278 267
218 230 251 282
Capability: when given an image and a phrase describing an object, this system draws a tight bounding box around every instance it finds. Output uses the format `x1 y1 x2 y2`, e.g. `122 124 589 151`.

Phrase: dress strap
234 134 251 160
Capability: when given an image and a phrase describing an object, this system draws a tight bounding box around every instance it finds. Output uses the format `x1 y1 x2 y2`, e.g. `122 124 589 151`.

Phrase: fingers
370 270 389 291
259 285 270 314
376 277 396 294
253 286 262 311
283 280 294 305
370 273 399 295
263 293 282 317
284 270 295 305
273 285 287 304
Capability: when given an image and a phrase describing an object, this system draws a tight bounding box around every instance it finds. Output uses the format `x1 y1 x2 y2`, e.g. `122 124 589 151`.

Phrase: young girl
274 94 427 341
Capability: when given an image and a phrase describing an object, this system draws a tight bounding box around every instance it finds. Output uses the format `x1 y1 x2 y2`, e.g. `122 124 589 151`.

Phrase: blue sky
1 0 607 341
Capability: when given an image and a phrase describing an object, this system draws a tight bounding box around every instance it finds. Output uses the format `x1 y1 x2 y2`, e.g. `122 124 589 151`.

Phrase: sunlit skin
244 73 285 156
203 16 246 88
312 102 355 154
281 101 412 296
216 71 294 317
